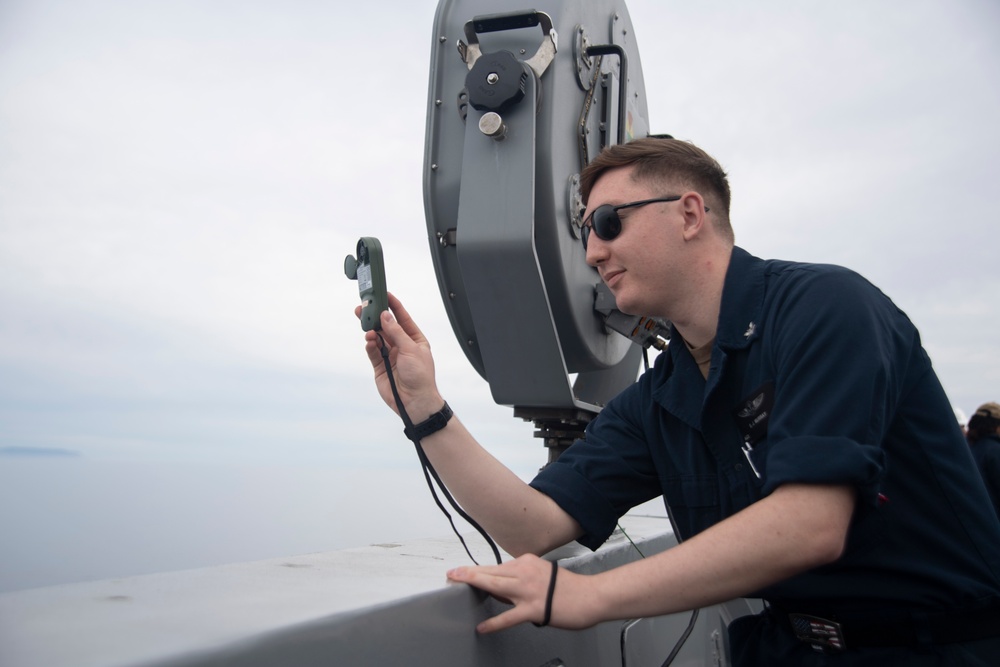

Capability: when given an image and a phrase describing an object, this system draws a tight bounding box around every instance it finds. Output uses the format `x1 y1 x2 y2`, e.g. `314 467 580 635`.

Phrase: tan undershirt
685 336 715 379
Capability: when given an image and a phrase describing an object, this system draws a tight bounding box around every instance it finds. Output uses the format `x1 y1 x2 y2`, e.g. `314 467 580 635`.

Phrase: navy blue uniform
970 433 1000 523
531 247 1000 662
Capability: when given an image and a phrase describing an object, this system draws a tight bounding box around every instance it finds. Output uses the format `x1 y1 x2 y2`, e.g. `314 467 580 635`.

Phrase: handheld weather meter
345 237 388 331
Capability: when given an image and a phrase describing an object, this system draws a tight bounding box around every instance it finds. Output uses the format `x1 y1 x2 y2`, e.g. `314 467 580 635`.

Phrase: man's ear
680 191 708 240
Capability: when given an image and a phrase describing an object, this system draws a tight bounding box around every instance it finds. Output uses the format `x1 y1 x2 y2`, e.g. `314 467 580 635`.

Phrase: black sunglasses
581 196 709 249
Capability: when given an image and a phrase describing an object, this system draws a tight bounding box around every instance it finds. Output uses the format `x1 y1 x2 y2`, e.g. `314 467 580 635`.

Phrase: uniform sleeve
758 267 892 506
530 383 663 550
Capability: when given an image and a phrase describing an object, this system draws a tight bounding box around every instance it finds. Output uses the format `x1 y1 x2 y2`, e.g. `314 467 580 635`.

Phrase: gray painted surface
0 515 756 666
423 0 649 411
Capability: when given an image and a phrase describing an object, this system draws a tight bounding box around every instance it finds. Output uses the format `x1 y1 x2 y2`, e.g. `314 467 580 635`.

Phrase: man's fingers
387 292 427 344
373 308 407 349
446 567 510 595
363 335 386 367
447 562 551 630
476 607 530 634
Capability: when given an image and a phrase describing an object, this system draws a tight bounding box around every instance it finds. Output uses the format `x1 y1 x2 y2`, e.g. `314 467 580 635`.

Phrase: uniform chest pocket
663 476 722 539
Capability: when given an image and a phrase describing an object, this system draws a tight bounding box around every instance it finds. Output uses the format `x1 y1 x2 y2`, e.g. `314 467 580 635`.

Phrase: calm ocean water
0 456 494 593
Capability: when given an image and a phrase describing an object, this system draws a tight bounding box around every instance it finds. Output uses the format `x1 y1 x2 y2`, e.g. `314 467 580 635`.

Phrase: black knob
466 50 528 113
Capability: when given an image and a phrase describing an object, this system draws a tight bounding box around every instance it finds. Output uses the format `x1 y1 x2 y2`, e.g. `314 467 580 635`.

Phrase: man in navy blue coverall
361 137 1000 664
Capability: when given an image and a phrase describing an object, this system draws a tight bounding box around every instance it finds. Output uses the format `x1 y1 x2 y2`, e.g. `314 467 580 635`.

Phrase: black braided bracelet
534 560 559 628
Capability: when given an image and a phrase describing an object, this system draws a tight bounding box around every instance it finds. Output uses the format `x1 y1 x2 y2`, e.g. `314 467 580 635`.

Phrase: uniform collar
652 246 765 428
715 246 766 351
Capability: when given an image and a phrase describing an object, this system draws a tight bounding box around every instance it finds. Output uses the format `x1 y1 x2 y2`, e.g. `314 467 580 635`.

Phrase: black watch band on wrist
403 402 453 441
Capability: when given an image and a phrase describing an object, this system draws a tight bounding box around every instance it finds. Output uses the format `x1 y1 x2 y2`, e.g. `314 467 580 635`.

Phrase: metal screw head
486 72 499 85
478 112 506 140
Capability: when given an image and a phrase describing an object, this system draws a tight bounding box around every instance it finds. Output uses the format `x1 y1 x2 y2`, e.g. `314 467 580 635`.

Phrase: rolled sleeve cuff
530 463 620 551
762 436 887 507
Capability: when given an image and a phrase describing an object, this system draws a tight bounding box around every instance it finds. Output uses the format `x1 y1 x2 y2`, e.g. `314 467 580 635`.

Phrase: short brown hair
968 402 1000 443
580 137 733 242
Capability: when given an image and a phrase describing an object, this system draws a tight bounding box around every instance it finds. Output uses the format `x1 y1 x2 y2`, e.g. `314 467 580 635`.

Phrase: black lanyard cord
376 333 502 565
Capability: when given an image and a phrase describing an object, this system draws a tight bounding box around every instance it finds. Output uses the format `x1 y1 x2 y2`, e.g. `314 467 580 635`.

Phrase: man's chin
613 297 639 316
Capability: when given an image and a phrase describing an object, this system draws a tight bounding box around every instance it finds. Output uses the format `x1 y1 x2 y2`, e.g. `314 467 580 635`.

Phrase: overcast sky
1 0 999 588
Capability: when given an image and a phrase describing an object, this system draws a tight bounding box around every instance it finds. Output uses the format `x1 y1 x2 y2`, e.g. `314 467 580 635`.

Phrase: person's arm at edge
362 294 583 556
449 482 855 632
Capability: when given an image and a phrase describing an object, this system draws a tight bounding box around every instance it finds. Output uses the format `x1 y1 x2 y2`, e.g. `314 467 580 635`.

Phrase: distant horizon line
0 446 81 458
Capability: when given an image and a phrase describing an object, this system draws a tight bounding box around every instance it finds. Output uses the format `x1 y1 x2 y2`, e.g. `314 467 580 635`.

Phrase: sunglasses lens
593 206 621 241
582 205 622 250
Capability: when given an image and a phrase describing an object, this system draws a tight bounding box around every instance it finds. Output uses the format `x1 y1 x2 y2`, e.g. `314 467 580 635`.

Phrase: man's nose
584 233 608 267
